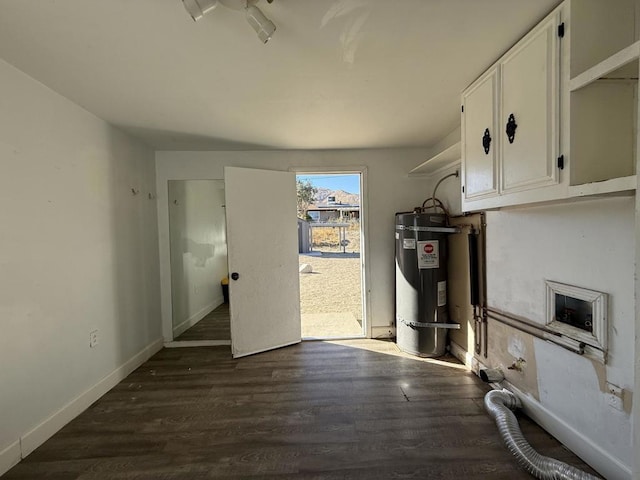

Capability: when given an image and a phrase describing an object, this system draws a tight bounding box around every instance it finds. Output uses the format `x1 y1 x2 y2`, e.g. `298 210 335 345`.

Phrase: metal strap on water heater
395 225 460 233
400 319 461 329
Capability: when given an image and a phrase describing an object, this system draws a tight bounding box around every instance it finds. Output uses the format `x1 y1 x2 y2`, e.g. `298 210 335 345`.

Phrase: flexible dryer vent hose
484 389 600 480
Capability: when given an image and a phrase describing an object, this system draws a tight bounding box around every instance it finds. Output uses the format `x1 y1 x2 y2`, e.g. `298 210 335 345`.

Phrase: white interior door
224 166 301 358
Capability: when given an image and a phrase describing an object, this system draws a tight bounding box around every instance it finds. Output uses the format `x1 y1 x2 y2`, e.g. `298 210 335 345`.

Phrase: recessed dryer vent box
545 280 608 362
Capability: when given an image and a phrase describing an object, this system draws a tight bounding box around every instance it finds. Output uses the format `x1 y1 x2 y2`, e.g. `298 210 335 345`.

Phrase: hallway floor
175 302 231 341
3 340 598 479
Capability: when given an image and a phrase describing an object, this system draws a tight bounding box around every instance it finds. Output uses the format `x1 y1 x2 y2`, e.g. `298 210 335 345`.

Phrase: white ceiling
0 0 560 151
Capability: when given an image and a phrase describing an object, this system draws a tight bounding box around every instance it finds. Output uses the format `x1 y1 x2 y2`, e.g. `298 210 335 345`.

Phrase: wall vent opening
545 280 608 363
554 293 593 333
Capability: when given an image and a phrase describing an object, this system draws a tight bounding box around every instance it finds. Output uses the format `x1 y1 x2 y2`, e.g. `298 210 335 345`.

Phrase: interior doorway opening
296 172 366 339
167 179 230 345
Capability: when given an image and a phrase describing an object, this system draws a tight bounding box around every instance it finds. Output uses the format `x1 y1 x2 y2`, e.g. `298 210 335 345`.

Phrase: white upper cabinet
461 0 639 212
462 66 498 200
500 13 559 194
461 6 563 211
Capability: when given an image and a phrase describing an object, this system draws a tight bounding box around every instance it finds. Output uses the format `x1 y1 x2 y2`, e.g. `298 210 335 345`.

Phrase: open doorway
168 180 230 345
296 172 366 339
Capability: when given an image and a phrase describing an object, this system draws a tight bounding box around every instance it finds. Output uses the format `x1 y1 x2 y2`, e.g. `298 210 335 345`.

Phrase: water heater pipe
468 230 480 306
429 170 459 212
484 389 600 480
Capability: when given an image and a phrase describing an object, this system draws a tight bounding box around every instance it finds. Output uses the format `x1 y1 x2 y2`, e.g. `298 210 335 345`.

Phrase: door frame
158 167 372 344
290 166 371 339
158 177 230 345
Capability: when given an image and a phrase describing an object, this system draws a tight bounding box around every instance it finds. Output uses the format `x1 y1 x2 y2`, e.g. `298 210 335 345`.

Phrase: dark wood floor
175 302 230 341
3 340 598 479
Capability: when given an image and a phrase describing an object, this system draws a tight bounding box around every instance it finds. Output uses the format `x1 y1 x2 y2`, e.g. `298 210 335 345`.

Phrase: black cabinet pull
482 128 492 155
231 272 240 281
506 113 517 144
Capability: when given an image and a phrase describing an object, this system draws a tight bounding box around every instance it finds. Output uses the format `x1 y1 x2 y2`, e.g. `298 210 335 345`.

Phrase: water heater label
417 240 439 269
403 238 416 249
437 281 447 306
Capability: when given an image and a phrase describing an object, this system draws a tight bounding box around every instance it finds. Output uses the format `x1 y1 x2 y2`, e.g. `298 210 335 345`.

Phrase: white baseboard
172 298 222 338
448 341 491 376
6 337 164 474
452 337 631 479
0 441 21 476
503 382 632 480
449 341 474 369
371 326 394 339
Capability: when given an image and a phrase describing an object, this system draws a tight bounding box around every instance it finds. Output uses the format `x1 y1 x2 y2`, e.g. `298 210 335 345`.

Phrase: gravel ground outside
299 252 363 325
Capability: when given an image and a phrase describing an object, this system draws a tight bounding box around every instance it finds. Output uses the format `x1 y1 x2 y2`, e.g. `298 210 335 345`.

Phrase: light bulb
183 0 218 21
245 5 276 43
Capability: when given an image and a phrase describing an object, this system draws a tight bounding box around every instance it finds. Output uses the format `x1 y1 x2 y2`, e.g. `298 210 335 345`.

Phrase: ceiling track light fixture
182 0 276 44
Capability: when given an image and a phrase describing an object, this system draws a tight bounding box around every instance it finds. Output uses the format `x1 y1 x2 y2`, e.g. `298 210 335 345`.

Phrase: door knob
231 272 240 281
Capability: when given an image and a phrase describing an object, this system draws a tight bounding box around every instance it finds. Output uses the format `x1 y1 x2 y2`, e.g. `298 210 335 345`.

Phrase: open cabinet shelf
569 40 640 92
569 0 639 80
569 76 637 188
567 0 639 194
567 174 637 197
409 141 460 177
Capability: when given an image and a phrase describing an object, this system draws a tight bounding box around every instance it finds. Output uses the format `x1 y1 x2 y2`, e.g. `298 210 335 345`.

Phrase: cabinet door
462 67 498 201
500 12 560 193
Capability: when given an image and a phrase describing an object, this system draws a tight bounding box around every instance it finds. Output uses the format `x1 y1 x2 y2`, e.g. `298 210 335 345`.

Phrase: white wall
0 59 161 473
430 163 463 216
486 197 634 476
419 127 462 216
432 163 635 478
156 150 432 340
168 180 227 336
635 172 640 480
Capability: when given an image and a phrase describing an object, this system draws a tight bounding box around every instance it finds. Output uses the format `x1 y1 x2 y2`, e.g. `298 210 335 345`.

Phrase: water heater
395 212 459 357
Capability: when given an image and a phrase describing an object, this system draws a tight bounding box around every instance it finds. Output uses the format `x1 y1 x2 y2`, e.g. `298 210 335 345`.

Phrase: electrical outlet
607 394 623 411
606 382 623 411
89 330 99 348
